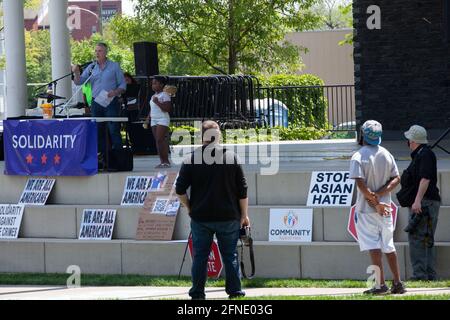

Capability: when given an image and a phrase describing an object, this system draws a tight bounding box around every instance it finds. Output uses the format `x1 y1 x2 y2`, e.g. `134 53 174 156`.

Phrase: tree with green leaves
312 0 352 30
71 33 135 74
110 0 322 75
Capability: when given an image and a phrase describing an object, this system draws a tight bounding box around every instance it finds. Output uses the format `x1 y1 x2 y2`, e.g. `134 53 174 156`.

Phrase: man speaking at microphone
72 42 126 164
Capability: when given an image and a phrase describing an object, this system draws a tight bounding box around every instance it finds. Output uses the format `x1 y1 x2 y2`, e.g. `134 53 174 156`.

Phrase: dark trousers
189 219 244 299
408 199 440 280
91 98 122 154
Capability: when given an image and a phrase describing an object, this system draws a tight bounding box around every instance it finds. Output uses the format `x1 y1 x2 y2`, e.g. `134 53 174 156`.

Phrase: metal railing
256 84 355 131
119 76 356 131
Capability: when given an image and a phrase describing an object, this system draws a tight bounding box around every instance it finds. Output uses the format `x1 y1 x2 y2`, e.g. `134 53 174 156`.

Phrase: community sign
269 208 313 242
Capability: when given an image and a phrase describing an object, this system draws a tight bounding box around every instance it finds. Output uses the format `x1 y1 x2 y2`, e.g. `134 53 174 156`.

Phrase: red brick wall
69 1 122 40
24 1 122 40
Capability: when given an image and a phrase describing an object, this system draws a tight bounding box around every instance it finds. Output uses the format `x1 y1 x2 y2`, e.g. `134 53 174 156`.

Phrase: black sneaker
391 281 407 294
363 284 389 295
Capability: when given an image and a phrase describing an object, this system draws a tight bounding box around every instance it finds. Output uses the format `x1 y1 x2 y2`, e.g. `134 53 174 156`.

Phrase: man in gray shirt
349 120 406 295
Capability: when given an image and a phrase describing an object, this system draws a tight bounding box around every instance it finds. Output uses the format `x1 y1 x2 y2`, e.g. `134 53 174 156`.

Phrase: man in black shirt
404 125 441 280
176 120 250 300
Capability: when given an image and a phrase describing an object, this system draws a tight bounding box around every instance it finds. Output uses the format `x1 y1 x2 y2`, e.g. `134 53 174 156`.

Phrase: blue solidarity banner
3 120 98 176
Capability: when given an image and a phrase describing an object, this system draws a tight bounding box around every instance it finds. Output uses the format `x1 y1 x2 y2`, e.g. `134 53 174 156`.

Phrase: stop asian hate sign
307 171 355 207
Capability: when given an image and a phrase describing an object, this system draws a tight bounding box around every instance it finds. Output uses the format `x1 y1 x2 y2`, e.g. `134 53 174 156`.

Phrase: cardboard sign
19 178 55 205
0 204 25 239
269 208 313 242
151 197 181 216
307 171 354 207
136 172 180 240
135 214 177 241
121 176 153 206
79 209 116 240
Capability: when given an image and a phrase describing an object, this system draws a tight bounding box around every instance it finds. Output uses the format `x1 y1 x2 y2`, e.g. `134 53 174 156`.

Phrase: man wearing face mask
402 125 441 281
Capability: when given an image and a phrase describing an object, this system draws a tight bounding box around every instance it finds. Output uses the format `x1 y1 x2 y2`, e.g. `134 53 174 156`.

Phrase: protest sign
121 176 153 206
79 209 116 240
136 172 180 240
3 119 97 176
0 204 25 239
307 171 354 207
19 178 55 205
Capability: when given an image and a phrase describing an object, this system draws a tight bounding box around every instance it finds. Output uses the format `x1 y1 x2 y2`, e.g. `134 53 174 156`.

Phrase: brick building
354 0 450 139
24 0 122 41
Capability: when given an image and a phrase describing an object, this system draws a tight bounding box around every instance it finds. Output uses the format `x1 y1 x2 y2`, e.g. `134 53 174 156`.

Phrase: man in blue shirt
72 42 126 160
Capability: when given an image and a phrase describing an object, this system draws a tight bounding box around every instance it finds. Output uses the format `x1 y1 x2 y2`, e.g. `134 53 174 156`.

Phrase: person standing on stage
72 42 126 162
144 76 172 168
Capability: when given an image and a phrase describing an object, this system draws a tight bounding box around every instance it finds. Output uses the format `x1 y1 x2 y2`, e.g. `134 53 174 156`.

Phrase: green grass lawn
240 294 450 300
0 273 449 289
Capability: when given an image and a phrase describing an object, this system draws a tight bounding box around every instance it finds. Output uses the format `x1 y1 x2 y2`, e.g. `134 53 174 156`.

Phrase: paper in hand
94 90 113 108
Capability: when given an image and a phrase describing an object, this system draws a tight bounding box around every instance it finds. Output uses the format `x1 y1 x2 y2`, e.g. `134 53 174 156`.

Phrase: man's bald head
202 120 221 144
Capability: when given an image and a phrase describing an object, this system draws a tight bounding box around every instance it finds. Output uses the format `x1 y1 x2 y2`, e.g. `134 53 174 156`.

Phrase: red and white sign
188 235 223 279
347 202 398 241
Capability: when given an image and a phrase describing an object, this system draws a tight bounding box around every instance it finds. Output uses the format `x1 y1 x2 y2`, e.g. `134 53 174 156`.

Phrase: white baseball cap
404 125 428 144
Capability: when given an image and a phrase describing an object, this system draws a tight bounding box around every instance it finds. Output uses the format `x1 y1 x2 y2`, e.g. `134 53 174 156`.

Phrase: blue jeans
91 98 122 153
189 219 243 299
408 199 440 280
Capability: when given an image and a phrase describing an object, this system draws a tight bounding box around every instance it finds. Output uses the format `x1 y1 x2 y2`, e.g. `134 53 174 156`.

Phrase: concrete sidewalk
0 286 449 300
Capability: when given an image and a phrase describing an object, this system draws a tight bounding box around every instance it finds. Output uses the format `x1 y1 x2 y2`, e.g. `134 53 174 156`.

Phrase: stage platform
1 139 450 279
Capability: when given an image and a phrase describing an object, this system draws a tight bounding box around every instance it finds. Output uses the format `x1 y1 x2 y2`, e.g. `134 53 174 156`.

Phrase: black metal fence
256 85 355 131
135 76 355 131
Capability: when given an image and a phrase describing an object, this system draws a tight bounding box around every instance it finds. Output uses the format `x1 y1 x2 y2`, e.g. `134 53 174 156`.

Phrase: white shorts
151 118 170 127
355 212 396 253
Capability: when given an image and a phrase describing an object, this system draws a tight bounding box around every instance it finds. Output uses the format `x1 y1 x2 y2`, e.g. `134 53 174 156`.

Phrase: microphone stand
35 62 95 116
35 72 73 116
61 71 95 118
35 71 74 94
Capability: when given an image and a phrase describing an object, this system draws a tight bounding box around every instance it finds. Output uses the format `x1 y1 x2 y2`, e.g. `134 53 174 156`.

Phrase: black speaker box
133 42 159 77
128 123 158 155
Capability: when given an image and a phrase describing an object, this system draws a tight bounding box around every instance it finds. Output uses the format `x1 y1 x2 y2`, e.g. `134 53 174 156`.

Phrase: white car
252 99 289 128
334 121 356 131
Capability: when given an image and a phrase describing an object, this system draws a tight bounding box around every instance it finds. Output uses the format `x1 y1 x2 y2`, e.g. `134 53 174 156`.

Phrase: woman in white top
146 77 172 168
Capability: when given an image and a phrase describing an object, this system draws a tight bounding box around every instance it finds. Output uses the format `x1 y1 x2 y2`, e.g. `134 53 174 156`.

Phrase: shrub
257 74 328 130
169 125 327 144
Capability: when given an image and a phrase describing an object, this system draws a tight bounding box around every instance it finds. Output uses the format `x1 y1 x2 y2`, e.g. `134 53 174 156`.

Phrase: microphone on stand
80 61 95 69
71 61 96 80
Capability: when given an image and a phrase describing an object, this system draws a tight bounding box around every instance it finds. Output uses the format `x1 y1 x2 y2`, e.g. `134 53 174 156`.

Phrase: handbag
396 173 418 207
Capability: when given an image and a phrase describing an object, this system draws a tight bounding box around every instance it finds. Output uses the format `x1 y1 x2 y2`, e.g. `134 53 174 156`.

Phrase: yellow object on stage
41 103 53 119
